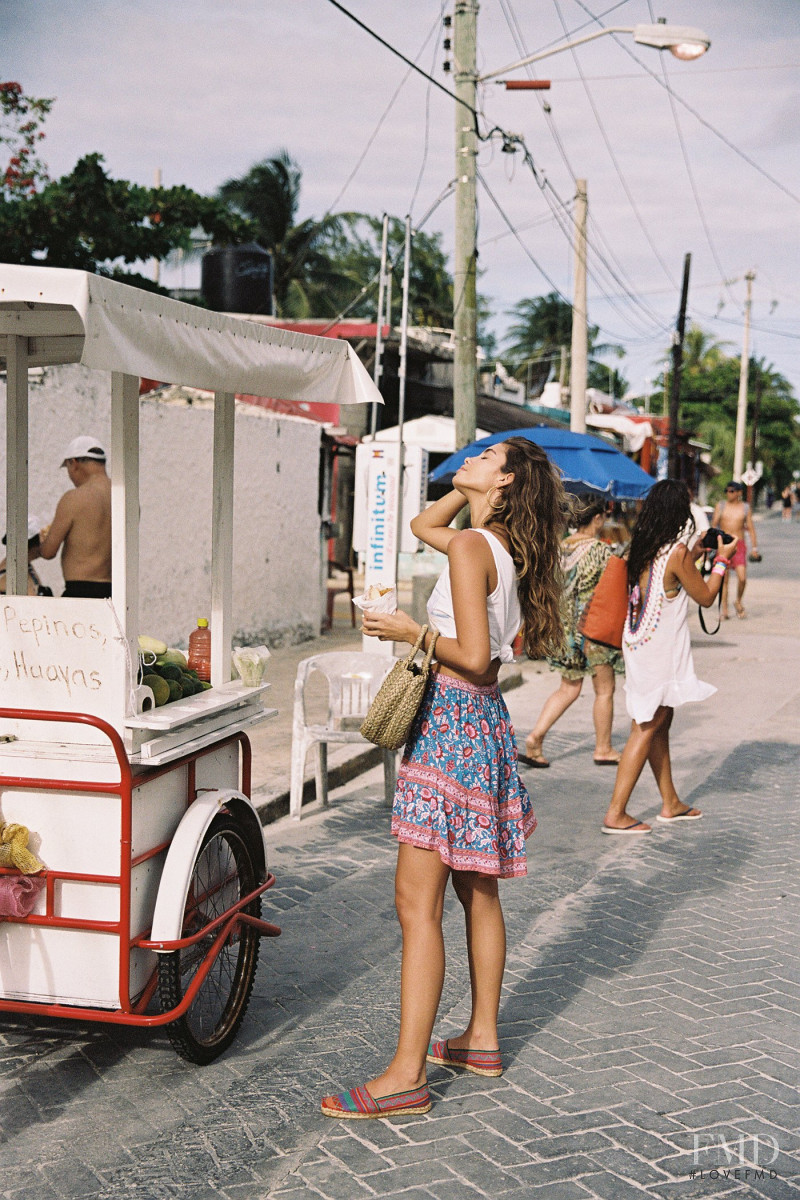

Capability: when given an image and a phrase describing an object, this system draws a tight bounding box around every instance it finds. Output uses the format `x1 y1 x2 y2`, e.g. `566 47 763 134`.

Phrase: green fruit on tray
167 680 183 702
157 648 189 669
157 662 185 682
179 677 197 698
142 673 170 706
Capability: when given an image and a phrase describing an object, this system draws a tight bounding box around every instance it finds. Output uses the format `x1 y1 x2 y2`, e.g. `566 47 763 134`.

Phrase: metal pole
395 214 412 586
6 335 28 596
453 0 478 450
569 179 588 433
370 213 389 438
668 252 692 480
733 271 755 482
152 167 162 284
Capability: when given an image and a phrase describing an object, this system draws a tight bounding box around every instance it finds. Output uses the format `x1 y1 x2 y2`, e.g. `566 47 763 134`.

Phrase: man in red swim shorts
712 480 758 619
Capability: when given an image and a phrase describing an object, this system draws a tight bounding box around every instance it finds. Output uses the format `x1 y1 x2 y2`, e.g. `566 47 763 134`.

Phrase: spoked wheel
158 814 262 1064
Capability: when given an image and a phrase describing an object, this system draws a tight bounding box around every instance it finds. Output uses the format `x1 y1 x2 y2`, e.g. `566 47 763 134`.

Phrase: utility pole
452 0 479 450
152 167 162 284
667 252 691 479
733 270 755 481
570 179 588 433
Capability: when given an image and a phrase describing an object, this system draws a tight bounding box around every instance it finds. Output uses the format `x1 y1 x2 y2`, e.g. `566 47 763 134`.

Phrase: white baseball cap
61 436 107 466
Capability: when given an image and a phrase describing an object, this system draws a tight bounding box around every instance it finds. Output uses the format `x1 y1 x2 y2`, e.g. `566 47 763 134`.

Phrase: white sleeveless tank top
426 528 521 663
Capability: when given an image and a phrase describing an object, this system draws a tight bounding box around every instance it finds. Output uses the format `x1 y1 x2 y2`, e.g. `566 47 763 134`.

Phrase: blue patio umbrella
428 425 654 500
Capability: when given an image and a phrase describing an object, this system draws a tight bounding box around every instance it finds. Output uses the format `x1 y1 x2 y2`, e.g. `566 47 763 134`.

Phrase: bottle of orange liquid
187 617 211 682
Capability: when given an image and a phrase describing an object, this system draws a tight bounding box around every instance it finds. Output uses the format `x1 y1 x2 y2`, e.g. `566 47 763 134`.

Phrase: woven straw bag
360 625 439 750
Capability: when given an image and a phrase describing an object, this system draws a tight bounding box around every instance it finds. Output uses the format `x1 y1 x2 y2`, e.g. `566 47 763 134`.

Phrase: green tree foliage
587 361 629 400
668 324 800 491
1 152 246 292
216 151 353 317
316 214 453 327
503 292 620 398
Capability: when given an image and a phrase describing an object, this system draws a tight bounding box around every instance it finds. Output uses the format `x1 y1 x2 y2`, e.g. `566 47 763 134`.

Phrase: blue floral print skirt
391 672 536 878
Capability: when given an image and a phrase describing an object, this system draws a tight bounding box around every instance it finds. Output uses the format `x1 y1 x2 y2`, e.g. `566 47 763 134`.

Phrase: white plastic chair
289 652 397 820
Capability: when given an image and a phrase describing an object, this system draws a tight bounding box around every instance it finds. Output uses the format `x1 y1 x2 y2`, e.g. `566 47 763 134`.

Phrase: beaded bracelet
711 561 728 578
712 554 728 565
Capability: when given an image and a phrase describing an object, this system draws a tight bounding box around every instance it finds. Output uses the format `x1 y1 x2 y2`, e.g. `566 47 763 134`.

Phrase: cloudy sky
4 0 800 402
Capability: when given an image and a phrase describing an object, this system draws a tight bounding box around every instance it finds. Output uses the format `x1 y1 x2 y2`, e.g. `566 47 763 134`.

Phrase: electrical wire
492 0 673 332
571 0 800 208
644 0 736 307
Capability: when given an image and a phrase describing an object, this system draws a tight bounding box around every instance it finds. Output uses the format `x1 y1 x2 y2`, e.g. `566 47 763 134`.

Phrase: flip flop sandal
593 757 621 766
321 1084 431 1119
427 1039 503 1077
656 809 702 822
518 752 550 768
601 820 651 835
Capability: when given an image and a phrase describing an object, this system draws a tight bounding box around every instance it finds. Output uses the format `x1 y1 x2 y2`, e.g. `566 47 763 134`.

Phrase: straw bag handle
403 624 439 668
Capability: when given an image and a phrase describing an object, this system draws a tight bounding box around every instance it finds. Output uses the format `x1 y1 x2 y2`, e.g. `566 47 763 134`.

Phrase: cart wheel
158 813 262 1064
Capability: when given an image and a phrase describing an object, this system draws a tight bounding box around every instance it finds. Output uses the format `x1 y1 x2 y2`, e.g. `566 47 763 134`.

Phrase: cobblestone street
2 518 799 1199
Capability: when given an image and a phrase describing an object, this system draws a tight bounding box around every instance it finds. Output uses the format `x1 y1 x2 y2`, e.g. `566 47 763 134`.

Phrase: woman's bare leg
448 871 506 1051
367 843 451 1097
647 710 701 818
590 664 618 760
603 706 672 830
525 676 583 761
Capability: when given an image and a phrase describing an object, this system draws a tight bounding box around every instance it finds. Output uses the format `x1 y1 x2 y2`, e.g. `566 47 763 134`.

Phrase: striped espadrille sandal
321 1083 431 1119
426 1039 503 1077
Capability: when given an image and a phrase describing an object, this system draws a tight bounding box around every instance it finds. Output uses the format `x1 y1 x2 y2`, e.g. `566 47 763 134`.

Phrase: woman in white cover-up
602 480 737 835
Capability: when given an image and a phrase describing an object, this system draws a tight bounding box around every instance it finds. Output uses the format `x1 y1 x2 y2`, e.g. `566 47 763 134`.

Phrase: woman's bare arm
665 538 737 607
361 530 494 677
410 490 468 554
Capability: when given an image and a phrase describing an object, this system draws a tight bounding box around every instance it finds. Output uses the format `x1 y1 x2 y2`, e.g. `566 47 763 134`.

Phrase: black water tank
201 242 273 314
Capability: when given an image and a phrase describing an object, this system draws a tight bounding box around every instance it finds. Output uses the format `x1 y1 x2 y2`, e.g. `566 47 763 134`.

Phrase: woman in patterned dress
602 480 737 834
522 495 623 769
321 438 566 1120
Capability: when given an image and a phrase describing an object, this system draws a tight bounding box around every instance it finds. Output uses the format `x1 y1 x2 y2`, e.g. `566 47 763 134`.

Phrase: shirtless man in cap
712 480 758 619
37 436 112 598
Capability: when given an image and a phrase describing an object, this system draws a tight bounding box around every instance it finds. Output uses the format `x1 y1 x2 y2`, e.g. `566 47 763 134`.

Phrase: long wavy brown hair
483 437 567 658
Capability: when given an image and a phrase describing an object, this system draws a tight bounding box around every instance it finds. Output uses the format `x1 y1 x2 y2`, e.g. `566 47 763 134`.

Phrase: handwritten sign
0 597 128 741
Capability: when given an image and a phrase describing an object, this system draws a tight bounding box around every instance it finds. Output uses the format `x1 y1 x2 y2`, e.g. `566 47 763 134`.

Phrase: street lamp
452 11 711 445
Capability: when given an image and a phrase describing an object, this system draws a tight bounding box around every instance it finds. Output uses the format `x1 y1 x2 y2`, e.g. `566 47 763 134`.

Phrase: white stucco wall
0 364 322 649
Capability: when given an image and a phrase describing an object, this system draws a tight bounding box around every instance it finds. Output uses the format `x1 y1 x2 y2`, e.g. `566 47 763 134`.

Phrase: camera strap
698 550 722 635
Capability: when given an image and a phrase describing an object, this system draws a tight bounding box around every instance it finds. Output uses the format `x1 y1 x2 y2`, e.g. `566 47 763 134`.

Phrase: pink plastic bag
0 873 45 918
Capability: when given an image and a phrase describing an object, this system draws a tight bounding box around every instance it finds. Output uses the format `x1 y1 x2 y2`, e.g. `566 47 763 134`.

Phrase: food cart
0 265 378 1062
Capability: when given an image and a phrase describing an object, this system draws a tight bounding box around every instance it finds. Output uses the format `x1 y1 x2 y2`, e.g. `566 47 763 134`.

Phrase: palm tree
217 151 348 318
503 292 619 398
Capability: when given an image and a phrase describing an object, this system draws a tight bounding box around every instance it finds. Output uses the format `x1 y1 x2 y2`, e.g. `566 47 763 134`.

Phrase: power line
571 0 800 208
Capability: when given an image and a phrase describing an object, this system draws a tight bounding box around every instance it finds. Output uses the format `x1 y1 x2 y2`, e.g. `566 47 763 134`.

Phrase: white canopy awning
586 412 654 454
0 265 380 406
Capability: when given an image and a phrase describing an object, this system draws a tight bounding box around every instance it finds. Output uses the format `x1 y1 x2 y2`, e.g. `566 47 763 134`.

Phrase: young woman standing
321 438 565 1119
603 480 738 835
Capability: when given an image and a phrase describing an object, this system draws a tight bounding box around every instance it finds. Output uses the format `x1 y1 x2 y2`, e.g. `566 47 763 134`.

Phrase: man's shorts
727 540 747 570
63 580 112 598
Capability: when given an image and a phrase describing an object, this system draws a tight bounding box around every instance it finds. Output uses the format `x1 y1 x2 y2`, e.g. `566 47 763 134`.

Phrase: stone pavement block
381 1134 473 1167
675 1081 760 1107
511 1154 599 1186
323 1132 394 1173
462 1128 539 1168
646 1179 744 1199
533 1111 625 1137
680 1063 761 1087
511 1182 595 1199
587 1147 673 1187
605 1125 683 1161
580 1172 651 1198
532 1131 616 1159
426 1179 493 1200
296 1157 375 1199
358 1158 459 1193
553 1085 629 1113
478 1105 560 1145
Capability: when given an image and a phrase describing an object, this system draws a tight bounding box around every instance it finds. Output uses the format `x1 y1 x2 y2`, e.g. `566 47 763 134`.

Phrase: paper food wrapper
231 645 271 687
352 584 397 614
